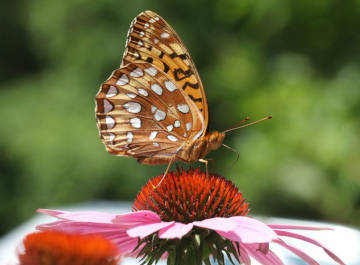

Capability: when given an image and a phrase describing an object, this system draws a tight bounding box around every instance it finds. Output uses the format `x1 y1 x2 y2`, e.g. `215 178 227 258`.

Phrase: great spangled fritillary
95 11 270 176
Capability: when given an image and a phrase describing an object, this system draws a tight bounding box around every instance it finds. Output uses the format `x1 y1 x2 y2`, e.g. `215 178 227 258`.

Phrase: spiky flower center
133 169 249 223
18 231 119 265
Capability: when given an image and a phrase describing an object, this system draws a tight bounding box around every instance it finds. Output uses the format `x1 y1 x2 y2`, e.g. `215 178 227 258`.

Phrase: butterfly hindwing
95 63 205 159
122 10 209 130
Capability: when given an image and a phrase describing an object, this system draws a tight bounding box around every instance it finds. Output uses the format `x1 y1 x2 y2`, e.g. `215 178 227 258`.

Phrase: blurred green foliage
1 0 359 235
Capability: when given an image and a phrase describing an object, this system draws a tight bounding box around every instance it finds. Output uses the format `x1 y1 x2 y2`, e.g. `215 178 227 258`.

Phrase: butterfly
95 11 270 182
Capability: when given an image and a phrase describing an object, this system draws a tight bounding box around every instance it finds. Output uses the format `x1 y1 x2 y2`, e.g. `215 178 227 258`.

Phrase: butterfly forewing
95 62 204 161
122 11 209 129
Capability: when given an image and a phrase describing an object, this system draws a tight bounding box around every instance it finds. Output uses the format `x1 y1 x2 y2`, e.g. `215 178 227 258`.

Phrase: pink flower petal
158 222 194 239
107 233 141 256
193 217 236 232
216 217 277 243
269 224 331 231
234 242 251 265
37 208 116 223
37 220 136 255
113 210 161 226
258 243 270 254
274 239 319 265
36 209 165 257
127 221 175 239
241 243 285 265
37 220 123 234
37 209 65 218
274 230 346 265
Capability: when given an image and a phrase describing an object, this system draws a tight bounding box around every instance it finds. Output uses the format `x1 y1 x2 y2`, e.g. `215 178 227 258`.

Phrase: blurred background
1 0 359 237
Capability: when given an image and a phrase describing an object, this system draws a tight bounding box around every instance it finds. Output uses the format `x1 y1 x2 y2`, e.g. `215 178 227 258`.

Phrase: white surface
1 201 359 265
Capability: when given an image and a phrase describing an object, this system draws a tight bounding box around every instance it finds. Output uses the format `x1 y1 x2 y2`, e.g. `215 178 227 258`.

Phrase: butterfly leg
152 156 175 189
198 158 209 177
205 158 215 170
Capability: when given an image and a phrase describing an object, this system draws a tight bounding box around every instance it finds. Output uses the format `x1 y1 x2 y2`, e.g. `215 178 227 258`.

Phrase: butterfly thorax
177 131 225 163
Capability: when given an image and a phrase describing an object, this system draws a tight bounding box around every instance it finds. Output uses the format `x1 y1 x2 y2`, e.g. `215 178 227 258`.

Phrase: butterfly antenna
222 116 272 134
222 143 240 168
233 116 251 127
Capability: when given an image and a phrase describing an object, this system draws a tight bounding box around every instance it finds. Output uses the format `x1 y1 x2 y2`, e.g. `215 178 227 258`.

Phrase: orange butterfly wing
95 63 205 161
96 11 210 163
121 10 209 130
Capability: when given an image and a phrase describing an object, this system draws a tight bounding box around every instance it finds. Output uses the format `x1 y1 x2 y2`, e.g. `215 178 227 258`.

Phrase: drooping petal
107 232 141 256
241 243 285 265
158 222 194 239
273 239 320 265
258 243 270 254
113 210 161 226
127 221 175 239
215 216 277 243
37 208 116 223
274 230 346 265
95 230 140 256
37 220 123 234
234 242 251 265
37 209 65 218
269 224 331 231
193 217 237 232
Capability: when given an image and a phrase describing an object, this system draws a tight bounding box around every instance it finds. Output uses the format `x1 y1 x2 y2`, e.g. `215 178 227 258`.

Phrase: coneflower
37 169 345 265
